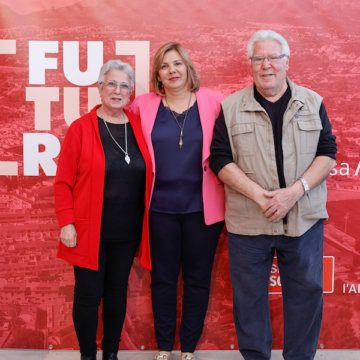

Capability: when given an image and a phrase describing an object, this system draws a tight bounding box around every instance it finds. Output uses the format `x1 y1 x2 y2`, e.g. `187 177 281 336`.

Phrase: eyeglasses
101 81 131 92
250 54 287 65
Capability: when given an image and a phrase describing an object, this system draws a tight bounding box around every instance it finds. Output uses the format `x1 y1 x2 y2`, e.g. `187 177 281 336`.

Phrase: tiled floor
0 350 360 360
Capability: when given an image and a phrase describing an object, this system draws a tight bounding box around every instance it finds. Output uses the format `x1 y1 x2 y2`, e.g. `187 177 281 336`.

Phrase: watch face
301 178 310 192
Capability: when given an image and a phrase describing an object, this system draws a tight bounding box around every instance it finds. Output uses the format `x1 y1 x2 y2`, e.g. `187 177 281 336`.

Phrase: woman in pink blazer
131 42 225 360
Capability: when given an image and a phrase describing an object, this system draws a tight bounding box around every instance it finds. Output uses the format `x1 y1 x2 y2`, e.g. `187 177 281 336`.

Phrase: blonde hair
151 42 200 96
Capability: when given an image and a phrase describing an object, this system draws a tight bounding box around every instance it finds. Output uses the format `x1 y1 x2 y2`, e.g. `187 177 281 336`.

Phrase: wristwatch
299 177 310 195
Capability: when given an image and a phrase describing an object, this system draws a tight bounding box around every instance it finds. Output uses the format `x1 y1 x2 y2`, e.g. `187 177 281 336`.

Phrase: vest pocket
298 184 327 218
297 118 322 154
245 197 259 219
298 193 312 216
231 123 255 157
307 184 327 215
226 175 259 220
244 172 259 219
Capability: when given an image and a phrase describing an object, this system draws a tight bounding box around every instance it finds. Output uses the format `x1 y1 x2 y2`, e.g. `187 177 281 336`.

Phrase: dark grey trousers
228 220 324 360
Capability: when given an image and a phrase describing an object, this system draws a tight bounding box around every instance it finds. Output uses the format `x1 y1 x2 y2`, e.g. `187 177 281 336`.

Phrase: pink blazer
131 88 225 225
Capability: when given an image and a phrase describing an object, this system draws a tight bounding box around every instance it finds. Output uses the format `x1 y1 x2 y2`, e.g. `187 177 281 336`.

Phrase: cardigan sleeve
54 123 82 228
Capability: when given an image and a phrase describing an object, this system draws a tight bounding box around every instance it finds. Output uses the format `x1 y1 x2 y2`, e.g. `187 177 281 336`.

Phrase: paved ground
0 350 360 360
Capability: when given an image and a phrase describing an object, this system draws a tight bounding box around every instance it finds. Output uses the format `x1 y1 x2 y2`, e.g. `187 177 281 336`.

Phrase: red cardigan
54 105 152 270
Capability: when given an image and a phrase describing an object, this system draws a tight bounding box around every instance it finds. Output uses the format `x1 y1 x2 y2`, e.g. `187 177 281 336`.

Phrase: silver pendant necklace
99 108 130 164
164 93 192 149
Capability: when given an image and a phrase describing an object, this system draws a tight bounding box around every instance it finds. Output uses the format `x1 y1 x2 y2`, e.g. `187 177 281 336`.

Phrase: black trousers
73 240 139 357
149 210 224 353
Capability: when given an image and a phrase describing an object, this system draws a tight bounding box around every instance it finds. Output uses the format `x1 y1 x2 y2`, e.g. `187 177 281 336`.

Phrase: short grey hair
98 60 135 92
247 30 290 63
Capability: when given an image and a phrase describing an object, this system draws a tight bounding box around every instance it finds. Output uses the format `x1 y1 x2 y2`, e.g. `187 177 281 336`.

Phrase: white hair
98 60 135 92
247 30 290 63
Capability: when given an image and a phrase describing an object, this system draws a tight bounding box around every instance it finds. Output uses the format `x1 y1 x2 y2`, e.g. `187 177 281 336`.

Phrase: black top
150 100 204 213
98 117 146 242
209 87 337 177
254 86 290 189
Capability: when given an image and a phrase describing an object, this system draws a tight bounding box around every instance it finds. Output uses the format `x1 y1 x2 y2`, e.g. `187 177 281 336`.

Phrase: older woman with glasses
55 60 152 360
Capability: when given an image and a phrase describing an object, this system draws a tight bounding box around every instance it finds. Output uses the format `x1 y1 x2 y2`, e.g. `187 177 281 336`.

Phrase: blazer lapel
140 95 162 170
195 89 211 163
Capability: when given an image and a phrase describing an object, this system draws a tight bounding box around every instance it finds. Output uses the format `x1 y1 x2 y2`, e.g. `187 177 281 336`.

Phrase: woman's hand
60 223 77 247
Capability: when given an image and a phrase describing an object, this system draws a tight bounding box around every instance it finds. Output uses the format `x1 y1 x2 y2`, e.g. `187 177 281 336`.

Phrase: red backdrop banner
0 0 360 351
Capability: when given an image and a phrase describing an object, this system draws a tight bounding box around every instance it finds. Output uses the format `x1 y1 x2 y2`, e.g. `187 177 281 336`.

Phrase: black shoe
102 351 118 360
81 355 97 360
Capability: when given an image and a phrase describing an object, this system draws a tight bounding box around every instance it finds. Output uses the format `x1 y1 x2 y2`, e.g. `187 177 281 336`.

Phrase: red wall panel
0 0 360 351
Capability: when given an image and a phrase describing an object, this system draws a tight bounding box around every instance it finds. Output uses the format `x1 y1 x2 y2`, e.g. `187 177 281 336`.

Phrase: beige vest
222 78 328 237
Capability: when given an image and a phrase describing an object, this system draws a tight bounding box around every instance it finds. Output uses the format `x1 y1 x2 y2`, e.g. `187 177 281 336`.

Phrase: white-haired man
210 30 337 360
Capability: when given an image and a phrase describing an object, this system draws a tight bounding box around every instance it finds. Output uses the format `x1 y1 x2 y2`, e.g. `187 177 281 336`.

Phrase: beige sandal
154 351 171 360
181 353 195 360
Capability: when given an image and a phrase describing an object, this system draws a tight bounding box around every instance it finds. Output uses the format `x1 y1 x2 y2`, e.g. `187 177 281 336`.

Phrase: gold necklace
164 93 192 149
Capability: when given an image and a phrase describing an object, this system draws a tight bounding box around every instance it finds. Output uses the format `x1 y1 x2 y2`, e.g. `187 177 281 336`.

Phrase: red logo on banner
269 256 334 294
